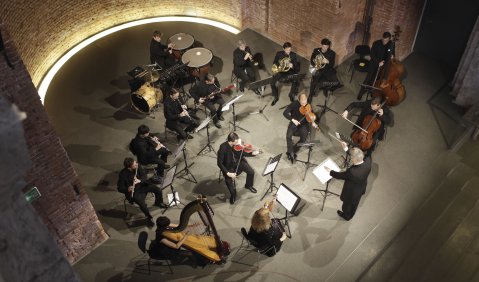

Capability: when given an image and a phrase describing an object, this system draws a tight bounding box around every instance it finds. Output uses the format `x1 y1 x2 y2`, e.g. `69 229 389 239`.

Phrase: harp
162 195 230 263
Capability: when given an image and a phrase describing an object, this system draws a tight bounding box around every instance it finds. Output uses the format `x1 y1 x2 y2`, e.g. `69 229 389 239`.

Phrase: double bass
162 195 230 263
372 26 406 106
351 100 387 150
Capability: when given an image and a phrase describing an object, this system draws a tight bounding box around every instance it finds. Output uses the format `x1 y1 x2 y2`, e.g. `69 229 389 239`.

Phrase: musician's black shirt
117 166 147 197
163 96 183 121
150 39 170 67
233 47 253 69
273 51 300 73
129 135 157 165
283 101 309 126
345 100 391 129
370 39 395 65
189 78 221 102
310 48 336 71
248 220 284 257
217 141 248 174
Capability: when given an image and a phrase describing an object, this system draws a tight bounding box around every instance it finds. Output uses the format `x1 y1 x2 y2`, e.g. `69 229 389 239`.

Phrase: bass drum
131 83 163 113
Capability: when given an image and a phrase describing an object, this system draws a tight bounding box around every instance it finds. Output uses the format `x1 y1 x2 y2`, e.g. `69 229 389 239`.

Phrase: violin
233 139 262 155
299 104 319 128
351 100 387 150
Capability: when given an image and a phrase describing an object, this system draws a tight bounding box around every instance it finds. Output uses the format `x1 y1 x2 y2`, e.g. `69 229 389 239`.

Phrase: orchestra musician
248 204 287 257
357 32 395 100
117 157 166 227
283 92 318 164
189 73 225 129
217 132 258 205
270 42 301 106
164 88 199 142
341 97 391 156
308 38 339 103
129 124 170 182
233 39 260 94
150 30 176 69
325 147 372 221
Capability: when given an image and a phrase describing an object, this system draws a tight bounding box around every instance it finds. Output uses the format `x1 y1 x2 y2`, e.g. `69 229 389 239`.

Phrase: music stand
195 116 216 156
222 94 249 133
249 77 274 121
260 153 282 201
295 140 320 181
174 140 197 183
312 157 340 211
161 165 183 213
276 183 301 238
359 83 382 101
316 82 341 124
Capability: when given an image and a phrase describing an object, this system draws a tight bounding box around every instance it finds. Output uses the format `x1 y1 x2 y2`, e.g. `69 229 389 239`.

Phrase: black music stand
260 153 282 201
359 83 382 101
161 165 184 213
316 82 341 124
222 94 249 133
174 140 197 183
312 157 340 211
195 116 216 156
295 140 320 181
249 76 274 121
276 183 301 238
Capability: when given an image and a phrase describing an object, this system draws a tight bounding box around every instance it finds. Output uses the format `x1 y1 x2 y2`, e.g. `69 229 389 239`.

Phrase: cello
351 99 387 150
372 26 406 106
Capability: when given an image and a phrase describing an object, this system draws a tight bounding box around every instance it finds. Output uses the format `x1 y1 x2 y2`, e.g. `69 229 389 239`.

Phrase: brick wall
0 22 107 264
0 0 243 87
243 0 425 62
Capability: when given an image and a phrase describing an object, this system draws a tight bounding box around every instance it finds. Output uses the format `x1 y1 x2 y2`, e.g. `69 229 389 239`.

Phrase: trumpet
245 51 259 66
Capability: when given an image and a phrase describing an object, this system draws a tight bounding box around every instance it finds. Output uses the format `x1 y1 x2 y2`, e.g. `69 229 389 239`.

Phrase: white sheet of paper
276 184 297 212
167 192 180 206
221 104 230 111
313 157 341 184
264 161 278 175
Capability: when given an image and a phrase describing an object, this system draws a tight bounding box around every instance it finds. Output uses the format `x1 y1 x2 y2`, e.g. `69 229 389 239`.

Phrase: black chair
232 227 276 269
349 45 371 82
135 231 173 274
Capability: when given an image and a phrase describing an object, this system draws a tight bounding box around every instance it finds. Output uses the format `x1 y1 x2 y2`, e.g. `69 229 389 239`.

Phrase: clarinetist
164 88 199 142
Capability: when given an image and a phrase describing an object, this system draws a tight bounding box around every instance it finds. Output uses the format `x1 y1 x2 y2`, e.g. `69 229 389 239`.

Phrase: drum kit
130 33 214 115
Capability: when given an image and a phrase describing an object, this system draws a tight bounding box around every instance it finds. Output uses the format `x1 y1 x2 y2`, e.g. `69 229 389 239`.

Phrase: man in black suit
217 132 258 204
129 125 170 182
117 157 167 227
270 42 301 106
308 38 339 103
150 30 176 69
164 88 199 141
189 73 225 129
325 147 372 220
233 39 260 94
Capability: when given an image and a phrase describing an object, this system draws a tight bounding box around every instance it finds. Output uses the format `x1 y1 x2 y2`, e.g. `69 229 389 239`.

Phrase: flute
131 166 138 198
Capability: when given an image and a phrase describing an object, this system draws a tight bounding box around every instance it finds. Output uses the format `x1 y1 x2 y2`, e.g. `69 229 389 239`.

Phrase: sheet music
167 192 181 205
276 184 298 212
264 161 278 175
195 117 211 133
221 94 244 112
173 141 186 164
313 157 340 184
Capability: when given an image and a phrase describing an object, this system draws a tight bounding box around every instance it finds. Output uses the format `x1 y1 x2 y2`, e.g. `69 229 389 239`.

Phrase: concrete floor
42 22 477 281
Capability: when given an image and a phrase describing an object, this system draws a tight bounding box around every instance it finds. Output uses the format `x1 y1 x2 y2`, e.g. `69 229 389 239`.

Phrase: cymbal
146 69 159 83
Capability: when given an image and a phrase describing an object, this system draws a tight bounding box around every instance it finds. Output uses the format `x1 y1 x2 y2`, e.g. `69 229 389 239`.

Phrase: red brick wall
0 22 108 264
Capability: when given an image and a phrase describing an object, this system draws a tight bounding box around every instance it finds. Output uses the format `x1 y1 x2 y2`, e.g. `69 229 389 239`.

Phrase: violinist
341 97 391 155
189 73 225 128
129 124 170 181
247 201 287 257
270 42 301 106
233 39 260 94
283 92 318 164
217 132 258 205
357 32 395 100
164 88 199 142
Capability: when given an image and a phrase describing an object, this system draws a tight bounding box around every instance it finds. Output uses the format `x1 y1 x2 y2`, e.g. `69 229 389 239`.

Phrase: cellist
341 97 391 156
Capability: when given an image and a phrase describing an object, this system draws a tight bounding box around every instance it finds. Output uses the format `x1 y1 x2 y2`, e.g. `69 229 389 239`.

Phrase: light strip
37 16 240 103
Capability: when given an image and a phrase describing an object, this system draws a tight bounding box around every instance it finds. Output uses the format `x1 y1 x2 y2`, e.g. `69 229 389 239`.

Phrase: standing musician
164 88 199 142
308 38 339 103
117 157 166 227
341 97 391 156
283 92 318 164
217 132 258 205
189 73 225 129
248 200 287 257
150 30 176 69
270 42 301 106
357 32 395 100
233 39 260 94
129 124 170 181
325 147 372 221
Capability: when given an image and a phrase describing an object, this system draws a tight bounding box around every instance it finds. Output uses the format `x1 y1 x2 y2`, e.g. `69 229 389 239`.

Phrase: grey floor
43 22 479 281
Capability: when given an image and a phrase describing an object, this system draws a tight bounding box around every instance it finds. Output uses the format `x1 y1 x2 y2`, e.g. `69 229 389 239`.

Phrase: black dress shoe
146 218 155 228
271 98 279 106
155 202 168 209
246 187 257 193
164 164 171 169
218 115 225 121
287 153 294 164
214 122 222 128
229 196 235 205
254 89 261 95
289 94 295 102
337 210 350 221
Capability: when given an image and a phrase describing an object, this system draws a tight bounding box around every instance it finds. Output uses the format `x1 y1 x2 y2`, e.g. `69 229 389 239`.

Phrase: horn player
308 38 339 103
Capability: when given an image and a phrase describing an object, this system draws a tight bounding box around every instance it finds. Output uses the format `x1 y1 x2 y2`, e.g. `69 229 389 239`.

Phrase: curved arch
38 16 240 103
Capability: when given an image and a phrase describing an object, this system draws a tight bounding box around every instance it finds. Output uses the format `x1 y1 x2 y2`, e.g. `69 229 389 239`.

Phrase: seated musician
248 206 287 257
217 132 258 205
189 73 225 129
233 39 260 94
129 125 170 182
164 88 199 141
270 42 301 106
283 92 318 164
117 158 166 227
150 30 176 69
341 97 391 156
308 38 339 103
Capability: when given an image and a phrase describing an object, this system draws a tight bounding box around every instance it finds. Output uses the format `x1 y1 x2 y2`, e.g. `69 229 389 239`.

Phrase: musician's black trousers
271 74 300 99
286 123 309 154
204 97 225 123
358 63 380 99
234 67 256 91
166 116 199 140
144 147 169 177
133 184 164 218
223 161 255 198
341 201 358 220
308 69 338 102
